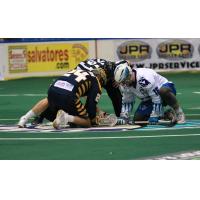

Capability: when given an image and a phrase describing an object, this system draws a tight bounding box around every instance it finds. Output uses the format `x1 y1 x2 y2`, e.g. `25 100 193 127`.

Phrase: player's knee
133 113 149 123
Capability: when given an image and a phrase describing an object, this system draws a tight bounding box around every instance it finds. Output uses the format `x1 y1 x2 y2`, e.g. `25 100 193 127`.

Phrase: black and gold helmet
92 68 107 86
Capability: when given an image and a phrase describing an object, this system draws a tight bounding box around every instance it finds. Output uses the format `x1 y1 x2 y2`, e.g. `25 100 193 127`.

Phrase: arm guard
120 85 135 118
151 103 164 117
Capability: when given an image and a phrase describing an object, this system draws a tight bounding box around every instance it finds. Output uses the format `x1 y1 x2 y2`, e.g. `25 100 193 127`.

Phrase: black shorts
48 86 88 118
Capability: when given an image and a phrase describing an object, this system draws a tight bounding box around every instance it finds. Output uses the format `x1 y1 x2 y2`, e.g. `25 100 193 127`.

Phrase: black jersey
76 59 127 117
51 69 102 119
38 59 124 125
76 58 116 79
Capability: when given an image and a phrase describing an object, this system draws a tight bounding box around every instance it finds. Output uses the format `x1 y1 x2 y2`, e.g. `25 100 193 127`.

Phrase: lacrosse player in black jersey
31 58 126 125
75 58 124 116
18 68 107 128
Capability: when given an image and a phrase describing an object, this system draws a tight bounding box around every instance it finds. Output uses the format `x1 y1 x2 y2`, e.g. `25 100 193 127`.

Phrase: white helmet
114 63 132 83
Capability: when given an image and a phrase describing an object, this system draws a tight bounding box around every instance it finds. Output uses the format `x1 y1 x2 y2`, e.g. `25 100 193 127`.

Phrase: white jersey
121 68 169 105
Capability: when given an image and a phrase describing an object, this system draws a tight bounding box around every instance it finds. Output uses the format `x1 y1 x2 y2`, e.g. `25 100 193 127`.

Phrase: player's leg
133 100 153 125
133 101 174 126
53 110 91 129
50 91 92 129
18 98 49 127
159 83 185 124
104 80 122 117
31 106 58 125
31 110 46 125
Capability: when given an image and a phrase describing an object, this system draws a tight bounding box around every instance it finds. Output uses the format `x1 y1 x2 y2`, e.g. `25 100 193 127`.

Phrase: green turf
0 128 200 160
0 72 200 159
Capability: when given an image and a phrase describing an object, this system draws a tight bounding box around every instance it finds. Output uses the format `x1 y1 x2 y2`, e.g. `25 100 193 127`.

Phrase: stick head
98 114 118 127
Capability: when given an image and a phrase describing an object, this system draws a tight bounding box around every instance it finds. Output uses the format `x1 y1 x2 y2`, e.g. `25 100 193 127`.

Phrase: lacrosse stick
98 114 118 127
134 119 176 126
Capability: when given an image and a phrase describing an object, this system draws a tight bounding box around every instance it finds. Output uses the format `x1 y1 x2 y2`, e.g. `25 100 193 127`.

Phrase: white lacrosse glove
120 112 129 119
117 112 133 125
116 117 129 125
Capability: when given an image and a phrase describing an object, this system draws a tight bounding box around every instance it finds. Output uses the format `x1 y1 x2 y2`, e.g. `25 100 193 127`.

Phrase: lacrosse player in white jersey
114 62 185 125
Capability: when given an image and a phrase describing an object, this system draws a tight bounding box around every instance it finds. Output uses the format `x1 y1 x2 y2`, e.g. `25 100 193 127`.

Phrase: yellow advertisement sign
8 43 89 73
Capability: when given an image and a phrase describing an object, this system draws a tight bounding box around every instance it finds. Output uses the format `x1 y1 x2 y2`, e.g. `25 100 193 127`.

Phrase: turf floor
0 72 200 159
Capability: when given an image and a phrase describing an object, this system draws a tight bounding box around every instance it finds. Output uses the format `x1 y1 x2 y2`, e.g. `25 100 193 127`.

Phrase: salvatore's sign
8 43 89 73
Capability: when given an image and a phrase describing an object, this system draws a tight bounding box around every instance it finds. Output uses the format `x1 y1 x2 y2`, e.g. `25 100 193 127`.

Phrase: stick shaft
134 120 172 125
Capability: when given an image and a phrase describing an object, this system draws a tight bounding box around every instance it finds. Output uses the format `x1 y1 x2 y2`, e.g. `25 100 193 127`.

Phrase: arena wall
0 38 200 80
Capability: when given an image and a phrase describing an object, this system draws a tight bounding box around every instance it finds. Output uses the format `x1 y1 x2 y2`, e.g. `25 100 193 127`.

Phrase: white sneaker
176 111 186 124
18 116 28 128
53 110 69 129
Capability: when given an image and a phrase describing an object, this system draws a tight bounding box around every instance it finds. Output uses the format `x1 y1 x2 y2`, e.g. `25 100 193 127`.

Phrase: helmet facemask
121 73 132 86
92 68 107 86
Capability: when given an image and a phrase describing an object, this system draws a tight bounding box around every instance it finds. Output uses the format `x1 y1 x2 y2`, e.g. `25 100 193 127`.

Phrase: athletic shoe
31 116 44 126
18 116 28 128
176 111 186 124
53 110 69 129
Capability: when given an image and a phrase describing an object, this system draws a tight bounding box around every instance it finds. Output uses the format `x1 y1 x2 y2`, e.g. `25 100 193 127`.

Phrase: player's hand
98 110 108 119
120 112 129 119
116 117 128 125
92 117 100 126
148 116 159 125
